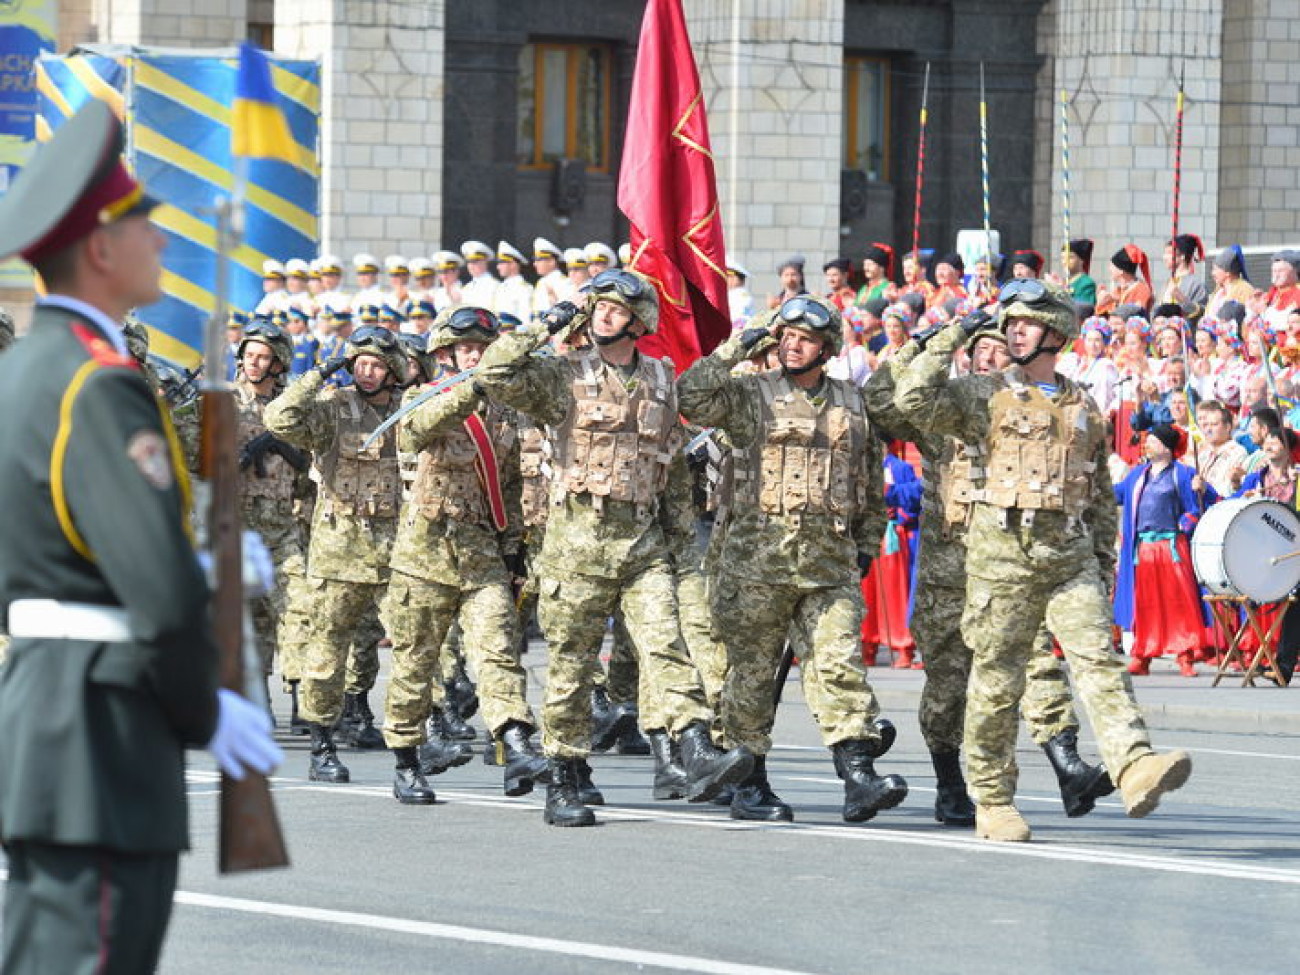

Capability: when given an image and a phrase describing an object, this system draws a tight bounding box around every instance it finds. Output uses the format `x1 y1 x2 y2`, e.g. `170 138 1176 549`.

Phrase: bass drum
1191 497 1300 603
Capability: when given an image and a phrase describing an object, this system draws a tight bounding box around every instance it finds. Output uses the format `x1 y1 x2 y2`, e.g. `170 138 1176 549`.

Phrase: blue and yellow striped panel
35 50 320 368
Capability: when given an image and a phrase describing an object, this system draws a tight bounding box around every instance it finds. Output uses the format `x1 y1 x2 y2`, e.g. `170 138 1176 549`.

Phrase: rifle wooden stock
200 388 289 873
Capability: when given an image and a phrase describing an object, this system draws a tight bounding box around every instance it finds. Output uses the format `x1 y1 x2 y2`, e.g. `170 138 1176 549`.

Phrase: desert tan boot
975 803 1031 842
1118 750 1192 818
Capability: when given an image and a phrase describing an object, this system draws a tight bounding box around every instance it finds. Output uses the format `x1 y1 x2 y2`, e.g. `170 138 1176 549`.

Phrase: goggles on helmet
349 325 401 351
242 321 288 343
446 306 501 337
777 296 834 331
589 269 651 303
998 279 1049 307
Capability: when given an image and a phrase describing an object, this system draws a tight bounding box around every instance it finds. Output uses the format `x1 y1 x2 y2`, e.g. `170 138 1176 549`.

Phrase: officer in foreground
678 295 908 824
477 271 752 826
894 281 1191 842
0 100 279 972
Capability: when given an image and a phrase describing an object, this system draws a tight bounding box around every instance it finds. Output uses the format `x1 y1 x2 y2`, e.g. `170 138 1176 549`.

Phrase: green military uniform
895 292 1190 840
678 310 907 824
263 368 401 766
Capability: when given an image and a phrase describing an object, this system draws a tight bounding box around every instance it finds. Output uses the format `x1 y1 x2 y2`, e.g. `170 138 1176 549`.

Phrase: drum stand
1206 595 1294 688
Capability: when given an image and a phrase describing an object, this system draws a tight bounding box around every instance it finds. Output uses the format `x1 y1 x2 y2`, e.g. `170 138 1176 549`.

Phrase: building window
844 56 890 182
517 42 611 172
247 0 274 49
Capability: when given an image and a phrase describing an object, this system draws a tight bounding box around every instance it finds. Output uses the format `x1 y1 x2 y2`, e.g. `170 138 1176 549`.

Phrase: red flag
617 0 729 371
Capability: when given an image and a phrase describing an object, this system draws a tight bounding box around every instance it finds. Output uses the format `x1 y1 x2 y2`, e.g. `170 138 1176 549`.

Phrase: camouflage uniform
894 319 1155 808
476 332 715 759
381 378 536 747
677 332 888 755
263 370 401 726
863 345 1078 753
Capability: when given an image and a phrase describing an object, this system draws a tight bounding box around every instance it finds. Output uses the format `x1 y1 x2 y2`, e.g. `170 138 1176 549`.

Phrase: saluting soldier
678 295 908 825
0 100 279 974
477 270 753 826
264 325 409 783
894 281 1191 842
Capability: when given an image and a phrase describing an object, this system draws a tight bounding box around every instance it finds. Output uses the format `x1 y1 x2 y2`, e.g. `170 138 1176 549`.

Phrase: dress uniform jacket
0 303 220 853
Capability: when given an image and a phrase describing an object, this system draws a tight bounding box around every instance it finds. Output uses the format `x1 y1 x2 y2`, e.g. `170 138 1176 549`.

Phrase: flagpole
979 64 992 289
911 62 931 263
1060 86 1071 276
1171 66 1185 244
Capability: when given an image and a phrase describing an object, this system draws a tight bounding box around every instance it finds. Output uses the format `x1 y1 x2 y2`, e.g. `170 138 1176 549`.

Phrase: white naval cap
432 249 463 271
617 243 632 266
352 252 380 272
317 254 343 274
460 239 492 262
497 240 527 264
384 254 410 275
409 257 434 276
533 236 562 260
728 260 750 279
585 241 617 267
562 247 589 268
262 259 286 278
285 257 310 278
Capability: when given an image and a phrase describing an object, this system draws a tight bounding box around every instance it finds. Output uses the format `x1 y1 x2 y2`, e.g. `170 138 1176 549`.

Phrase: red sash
463 412 508 531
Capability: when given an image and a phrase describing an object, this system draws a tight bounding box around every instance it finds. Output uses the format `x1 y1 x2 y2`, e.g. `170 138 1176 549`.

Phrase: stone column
275 0 444 261
688 0 844 302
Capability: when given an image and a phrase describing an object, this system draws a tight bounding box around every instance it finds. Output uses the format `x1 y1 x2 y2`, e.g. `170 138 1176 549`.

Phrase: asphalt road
142 658 1298 975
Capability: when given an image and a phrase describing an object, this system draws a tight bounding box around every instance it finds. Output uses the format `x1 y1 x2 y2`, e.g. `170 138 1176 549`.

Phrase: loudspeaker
841 169 868 223
551 158 587 214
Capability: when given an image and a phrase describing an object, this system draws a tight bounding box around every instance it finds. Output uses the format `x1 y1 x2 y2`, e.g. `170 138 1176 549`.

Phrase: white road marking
1177 746 1300 762
171 890 818 975
251 779 1300 887
785 775 1124 810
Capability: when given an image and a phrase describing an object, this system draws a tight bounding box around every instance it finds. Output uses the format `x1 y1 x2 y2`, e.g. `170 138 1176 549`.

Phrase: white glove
206 688 283 780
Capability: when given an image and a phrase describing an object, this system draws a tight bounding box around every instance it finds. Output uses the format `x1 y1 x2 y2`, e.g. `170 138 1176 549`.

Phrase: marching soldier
264 326 409 783
382 306 550 803
894 281 1191 842
864 323 1113 826
0 99 278 973
477 270 753 826
678 295 908 824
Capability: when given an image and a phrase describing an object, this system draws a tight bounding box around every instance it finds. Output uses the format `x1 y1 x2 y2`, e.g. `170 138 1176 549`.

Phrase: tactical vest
977 381 1097 515
919 438 987 541
235 379 295 507
733 373 869 531
312 389 401 519
551 349 680 508
411 403 515 527
518 418 552 528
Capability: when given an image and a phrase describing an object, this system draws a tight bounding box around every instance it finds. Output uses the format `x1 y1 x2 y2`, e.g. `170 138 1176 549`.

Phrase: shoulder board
70 321 139 371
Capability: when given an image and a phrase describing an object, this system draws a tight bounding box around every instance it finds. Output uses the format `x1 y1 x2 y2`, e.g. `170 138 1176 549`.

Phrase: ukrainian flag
232 42 297 162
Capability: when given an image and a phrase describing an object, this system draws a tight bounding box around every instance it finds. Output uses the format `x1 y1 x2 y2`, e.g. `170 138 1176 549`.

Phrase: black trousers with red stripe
2 842 177 974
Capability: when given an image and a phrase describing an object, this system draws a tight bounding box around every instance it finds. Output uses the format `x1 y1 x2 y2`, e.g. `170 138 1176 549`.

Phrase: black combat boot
590 687 633 753
544 758 597 827
929 748 977 826
447 664 479 721
678 721 755 803
344 691 385 750
729 756 794 822
308 723 350 783
576 758 605 805
438 703 477 742
482 735 503 766
287 681 309 736
1042 729 1115 818
335 693 361 742
418 727 472 776
646 729 688 800
614 704 652 756
832 739 908 823
392 747 437 804
499 722 552 797
868 718 897 758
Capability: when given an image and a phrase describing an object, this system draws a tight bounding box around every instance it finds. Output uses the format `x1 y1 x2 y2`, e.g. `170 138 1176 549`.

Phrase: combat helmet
997 279 1079 341
772 295 843 356
345 324 409 380
237 318 293 373
121 315 150 366
585 269 659 334
397 331 437 383
741 308 779 359
428 305 501 354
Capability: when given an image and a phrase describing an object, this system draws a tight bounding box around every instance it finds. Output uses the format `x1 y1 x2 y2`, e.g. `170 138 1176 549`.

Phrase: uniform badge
127 430 174 490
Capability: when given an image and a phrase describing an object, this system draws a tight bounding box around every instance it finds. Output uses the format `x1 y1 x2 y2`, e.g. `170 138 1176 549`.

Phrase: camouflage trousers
253 534 306 680
537 562 711 758
911 582 1078 753
596 610 641 708
380 571 534 749
712 577 880 755
297 576 387 725
678 567 727 713
962 564 1153 806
